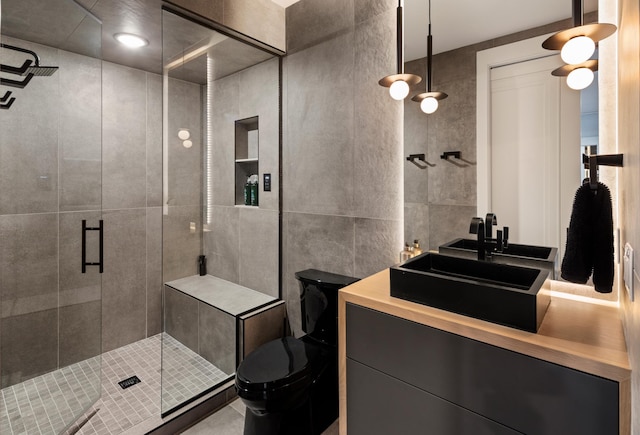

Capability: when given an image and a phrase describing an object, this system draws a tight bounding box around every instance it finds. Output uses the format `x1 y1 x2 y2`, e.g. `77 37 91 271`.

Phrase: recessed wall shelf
235 116 259 206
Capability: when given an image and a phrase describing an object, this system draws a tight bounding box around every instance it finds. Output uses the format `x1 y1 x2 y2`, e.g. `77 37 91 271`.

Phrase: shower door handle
82 219 104 273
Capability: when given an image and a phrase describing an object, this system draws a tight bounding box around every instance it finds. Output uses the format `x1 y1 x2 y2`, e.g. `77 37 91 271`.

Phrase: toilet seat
236 336 322 398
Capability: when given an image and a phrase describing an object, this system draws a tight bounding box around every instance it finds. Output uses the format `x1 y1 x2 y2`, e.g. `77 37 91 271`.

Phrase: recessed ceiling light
114 33 149 48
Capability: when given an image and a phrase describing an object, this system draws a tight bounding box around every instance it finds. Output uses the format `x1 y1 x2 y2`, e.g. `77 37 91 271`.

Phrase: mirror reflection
402 2 613 298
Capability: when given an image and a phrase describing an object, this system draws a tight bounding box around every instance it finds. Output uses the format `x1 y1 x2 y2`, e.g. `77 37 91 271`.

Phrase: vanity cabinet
346 303 620 435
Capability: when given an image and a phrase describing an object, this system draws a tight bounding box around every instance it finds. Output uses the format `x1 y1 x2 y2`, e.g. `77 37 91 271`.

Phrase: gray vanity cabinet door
346 304 619 435
347 359 521 435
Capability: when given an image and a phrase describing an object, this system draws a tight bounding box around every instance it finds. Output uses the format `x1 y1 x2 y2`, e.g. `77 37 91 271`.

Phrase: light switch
623 243 634 301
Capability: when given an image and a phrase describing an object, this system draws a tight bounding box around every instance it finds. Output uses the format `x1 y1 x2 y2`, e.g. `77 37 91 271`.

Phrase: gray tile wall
0 38 197 384
203 58 280 298
283 0 403 336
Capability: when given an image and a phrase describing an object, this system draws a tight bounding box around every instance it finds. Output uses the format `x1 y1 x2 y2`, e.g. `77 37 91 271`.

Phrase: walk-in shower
1 0 282 434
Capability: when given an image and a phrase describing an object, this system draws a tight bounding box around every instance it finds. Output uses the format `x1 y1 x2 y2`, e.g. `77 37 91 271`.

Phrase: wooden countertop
338 269 631 435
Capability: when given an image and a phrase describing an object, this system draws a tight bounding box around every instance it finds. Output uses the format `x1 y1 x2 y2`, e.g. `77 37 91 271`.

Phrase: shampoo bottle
413 239 423 256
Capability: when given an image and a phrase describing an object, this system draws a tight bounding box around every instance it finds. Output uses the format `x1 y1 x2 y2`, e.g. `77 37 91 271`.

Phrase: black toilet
235 269 359 435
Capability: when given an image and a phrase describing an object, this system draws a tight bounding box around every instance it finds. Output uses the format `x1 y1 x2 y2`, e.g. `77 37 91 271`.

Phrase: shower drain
118 375 141 389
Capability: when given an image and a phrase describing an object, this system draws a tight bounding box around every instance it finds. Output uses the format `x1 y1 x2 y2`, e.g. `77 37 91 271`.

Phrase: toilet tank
295 269 359 346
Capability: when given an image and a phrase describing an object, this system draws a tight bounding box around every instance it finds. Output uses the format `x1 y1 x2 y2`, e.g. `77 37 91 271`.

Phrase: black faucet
469 217 486 260
485 213 497 239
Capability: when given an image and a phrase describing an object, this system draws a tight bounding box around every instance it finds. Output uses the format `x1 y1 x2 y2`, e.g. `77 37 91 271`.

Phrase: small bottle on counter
244 178 251 205
412 239 423 256
400 243 414 262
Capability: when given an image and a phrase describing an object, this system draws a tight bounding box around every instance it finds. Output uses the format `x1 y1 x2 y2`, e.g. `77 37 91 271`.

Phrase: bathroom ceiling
1 0 599 73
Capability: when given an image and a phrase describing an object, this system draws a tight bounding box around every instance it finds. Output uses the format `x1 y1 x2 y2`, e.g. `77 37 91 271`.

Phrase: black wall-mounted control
264 173 271 191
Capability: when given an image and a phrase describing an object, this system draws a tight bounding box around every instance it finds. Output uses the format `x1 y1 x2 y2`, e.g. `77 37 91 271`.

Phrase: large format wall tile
0 213 59 318
204 206 240 284
0 39 59 215
283 212 355 336
59 50 102 212
239 208 279 298
224 0 285 52
147 73 163 207
428 204 477 251
163 205 202 283
404 203 430 250
1 309 58 388
102 62 147 210
164 286 199 354
102 208 147 352
147 207 163 336
59 300 101 367
199 303 235 374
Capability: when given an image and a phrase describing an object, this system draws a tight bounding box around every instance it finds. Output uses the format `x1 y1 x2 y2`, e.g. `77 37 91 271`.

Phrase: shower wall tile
59 300 101 367
164 286 199 354
199 303 235 375
0 40 59 216
102 62 147 210
286 0 354 54
167 78 202 208
238 208 279 298
58 211 102 308
354 0 395 24
102 208 147 352
58 50 102 212
0 213 59 318
163 205 202 283
428 204 477 251
147 207 163 336
1 309 58 388
204 205 240 284
354 218 402 278
282 212 354 336
147 73 163 208
209 75 239 208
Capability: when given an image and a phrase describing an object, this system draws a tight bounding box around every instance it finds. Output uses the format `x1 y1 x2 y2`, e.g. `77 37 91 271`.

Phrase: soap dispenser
412 239 423 256
400 243 413 262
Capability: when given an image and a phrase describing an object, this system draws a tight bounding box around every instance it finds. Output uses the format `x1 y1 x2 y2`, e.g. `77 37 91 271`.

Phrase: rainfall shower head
22 65 59 77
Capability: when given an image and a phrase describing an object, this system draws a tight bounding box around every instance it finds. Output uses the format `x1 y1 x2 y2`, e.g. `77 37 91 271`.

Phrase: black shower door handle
82 219 104 273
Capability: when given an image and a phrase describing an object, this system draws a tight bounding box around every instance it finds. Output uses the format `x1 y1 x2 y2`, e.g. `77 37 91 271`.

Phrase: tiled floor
183 399 340 435
1 333 229 435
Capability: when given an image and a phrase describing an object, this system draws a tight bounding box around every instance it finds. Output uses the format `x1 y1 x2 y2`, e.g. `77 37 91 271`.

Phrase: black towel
561 182 614 293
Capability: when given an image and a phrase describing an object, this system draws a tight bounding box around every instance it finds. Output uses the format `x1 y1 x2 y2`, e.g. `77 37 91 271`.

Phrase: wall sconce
379 0 422 100
411 0 447 114
178 129 192 148
542 0 616 90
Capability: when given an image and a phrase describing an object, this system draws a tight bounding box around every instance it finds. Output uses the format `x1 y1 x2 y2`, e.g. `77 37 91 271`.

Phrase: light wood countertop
338 269 631 435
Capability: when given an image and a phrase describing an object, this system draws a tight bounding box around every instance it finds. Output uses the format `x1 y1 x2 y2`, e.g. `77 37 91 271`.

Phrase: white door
488 55 580 260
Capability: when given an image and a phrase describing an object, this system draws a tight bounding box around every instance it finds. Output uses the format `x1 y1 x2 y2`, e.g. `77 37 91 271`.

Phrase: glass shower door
0 0 103 433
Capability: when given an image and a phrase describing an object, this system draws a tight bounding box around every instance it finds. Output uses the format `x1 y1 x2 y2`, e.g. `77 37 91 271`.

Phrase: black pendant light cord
396 0 404 74
427 0 432 92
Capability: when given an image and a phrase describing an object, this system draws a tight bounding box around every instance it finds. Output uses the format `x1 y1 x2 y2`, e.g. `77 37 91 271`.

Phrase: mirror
402 1 615 299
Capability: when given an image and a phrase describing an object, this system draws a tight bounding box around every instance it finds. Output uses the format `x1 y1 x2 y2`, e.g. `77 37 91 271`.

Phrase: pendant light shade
379 0 422 99
411 0 447 114
543 0 615 88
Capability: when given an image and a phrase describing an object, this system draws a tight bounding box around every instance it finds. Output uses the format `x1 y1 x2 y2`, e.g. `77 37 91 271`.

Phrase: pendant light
542 0 615 90
410 0 447 114
379 0 422 100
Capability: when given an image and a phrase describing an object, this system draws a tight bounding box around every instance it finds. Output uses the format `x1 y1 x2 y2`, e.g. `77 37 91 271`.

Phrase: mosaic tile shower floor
1 333 230 435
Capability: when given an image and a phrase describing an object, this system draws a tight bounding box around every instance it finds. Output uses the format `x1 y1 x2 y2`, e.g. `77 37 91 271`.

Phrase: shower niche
235 116 259 206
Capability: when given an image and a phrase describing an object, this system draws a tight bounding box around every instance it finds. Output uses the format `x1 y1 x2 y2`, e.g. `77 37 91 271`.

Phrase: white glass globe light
183 140 193 149
561 36 595 65
420 96 439 114
178 129 190 140
566 67 594 90
389 80 410 100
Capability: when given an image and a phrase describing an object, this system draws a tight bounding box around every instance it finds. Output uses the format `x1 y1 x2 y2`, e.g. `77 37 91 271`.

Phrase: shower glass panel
0 0 102 433
161 9 279 416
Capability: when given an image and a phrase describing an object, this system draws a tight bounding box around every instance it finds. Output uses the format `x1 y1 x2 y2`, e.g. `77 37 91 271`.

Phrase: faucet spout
469 217 486 261
485 213 497 239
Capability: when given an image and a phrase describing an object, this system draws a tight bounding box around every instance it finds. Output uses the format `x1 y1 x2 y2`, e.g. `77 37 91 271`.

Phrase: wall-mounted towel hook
582 153 624 190
407 153 435 169
440 151 468 167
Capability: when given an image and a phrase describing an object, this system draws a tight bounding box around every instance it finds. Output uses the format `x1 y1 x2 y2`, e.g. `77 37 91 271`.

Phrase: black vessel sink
439 238 558 279
389 253 550 332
